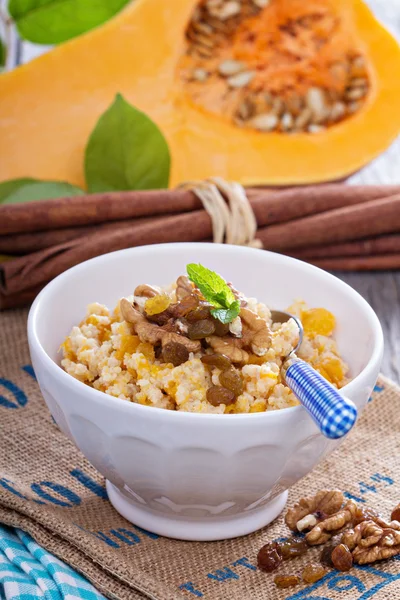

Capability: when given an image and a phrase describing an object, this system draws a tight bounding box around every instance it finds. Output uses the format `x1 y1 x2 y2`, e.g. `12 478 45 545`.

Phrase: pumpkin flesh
0 0 400 187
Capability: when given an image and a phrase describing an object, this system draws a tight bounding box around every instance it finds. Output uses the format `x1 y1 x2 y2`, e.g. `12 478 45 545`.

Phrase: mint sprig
186 263 240 324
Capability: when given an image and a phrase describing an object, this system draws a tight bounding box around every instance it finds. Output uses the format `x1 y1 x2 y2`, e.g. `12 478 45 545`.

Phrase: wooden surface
2 0 400 382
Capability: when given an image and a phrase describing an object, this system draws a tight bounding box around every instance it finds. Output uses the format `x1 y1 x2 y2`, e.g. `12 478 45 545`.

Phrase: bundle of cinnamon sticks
1 183 400 310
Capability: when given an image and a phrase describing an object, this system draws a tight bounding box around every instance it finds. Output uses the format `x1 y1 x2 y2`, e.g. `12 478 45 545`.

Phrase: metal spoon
270 310 357 440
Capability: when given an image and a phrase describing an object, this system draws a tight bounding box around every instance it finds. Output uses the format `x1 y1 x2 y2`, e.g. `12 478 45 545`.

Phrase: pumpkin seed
218 59 247 76
210 1 241 20
308 124 325 134
253 0 270 7
227 71 255 88
206 0 223 8
248 113 278 131
192 68 209 82
281 112 294 131
346 87 367 101
349 77 368 88
352 56 365 69
306 87 328 122
294 107 312 129
193 33 215 48
271 96 284 115
237 99 254 119
192 21 214 35
347 101 361 113
329 101 346 121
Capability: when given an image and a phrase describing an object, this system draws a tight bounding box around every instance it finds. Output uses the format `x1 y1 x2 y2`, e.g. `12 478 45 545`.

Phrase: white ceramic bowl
28 243 383 541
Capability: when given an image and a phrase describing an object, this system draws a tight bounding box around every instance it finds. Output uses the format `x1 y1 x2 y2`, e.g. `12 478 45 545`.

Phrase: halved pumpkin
1 0 400 187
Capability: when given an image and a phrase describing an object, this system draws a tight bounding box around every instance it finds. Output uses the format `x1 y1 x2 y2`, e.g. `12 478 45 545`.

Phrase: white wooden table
2 0 400 382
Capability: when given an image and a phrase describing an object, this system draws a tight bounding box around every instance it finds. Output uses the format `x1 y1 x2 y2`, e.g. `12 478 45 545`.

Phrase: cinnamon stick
0 189 201 235
257 193 400 250
1 184 398 237
0 216 157 255
307 254 400 271
1 211 212 296
292 234 400 259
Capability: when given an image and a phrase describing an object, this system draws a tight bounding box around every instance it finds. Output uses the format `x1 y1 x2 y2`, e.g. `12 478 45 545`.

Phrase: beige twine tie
180 177 263 248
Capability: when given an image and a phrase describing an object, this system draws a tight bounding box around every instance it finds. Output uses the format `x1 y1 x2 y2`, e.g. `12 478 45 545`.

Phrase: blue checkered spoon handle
281 356 358 439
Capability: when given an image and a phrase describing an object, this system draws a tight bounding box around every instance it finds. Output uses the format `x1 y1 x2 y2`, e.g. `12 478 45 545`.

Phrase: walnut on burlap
1 309 400 600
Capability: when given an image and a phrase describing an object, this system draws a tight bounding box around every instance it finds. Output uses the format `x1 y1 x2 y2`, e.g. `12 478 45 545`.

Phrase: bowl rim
28 242 384 422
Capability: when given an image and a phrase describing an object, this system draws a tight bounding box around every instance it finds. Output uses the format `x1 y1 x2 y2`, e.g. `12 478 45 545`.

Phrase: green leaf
186 263 240 323
0 36 6 68
9 0 131 44
211 302 241 325
0 178 37 203
85 94 170 193
187 263 236 307
1 181 84 204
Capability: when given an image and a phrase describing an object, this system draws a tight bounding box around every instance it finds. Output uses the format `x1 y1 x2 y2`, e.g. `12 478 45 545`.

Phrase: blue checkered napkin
285 360 358 439
0 525 105 600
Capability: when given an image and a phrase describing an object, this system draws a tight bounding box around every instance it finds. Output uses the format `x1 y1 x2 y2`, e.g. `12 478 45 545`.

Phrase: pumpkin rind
0 0 400 187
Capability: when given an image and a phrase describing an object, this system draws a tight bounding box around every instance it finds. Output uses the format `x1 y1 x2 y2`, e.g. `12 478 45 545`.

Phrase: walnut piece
342 520 400 564
240 308 271 356
285 490 344 532
134 284 159 298
120 298 201 352
176 276 194 300
206 335 249 363
306 500 358 545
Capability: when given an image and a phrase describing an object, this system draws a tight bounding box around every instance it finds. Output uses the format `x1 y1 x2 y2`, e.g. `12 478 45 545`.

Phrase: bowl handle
282 356 357 439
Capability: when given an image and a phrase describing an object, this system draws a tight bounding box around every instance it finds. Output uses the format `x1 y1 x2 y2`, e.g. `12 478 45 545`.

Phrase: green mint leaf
1 181 84 204
0 36 6 68
85 93 170 193
0 178 37 203
9 0 131 44
187 263 236 309
211 301 240 324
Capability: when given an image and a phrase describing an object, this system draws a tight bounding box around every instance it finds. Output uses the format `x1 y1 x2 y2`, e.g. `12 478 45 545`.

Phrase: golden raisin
274 575 301 589
391 503 400 523
257 542 282 572
206 386 235 407
280 538 308 560
162 342 189 367
145 293 171 316
201 354 232 370
302 563 328 583
302 308 336 337
331 544 353 571
219 369 243 397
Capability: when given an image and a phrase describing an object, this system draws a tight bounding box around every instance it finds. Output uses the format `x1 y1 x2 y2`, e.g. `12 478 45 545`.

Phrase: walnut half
342 520 400 564
119 298 201 352
285 490 344 532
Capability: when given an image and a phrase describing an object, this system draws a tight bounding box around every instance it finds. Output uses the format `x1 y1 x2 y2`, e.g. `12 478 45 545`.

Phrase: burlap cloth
1 309 399 600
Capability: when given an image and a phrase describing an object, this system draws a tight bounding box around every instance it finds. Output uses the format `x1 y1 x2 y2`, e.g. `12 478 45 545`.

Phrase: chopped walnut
285 490 344 532
134 284 160 298
206 335 249 363
306 500 358 545
240 308 271 356
342 520 400 564
176 276 194 300
120 298 201 352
